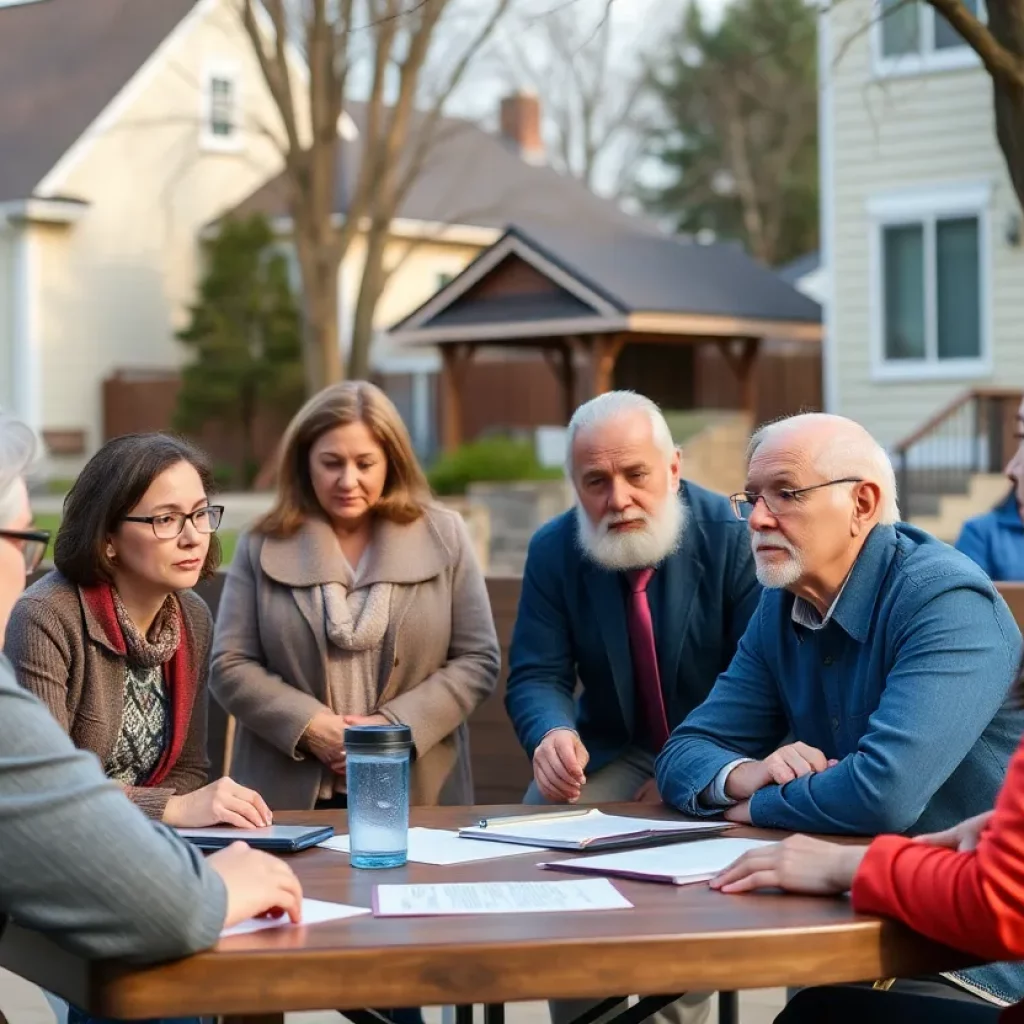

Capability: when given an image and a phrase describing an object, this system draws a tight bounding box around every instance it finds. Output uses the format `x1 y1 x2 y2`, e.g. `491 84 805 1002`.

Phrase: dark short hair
55 433 221 586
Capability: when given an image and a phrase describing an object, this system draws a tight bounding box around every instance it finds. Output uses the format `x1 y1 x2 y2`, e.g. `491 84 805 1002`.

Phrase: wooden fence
26 572 1024 807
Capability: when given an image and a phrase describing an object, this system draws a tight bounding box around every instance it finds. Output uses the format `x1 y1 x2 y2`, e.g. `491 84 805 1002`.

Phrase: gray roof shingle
431 224 823 324
0 0 196 204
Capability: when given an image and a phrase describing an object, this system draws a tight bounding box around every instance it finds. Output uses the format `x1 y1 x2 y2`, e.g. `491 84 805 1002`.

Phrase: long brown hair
255 381 432 538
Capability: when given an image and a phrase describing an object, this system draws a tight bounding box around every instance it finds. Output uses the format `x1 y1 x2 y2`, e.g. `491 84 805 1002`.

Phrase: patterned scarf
111 589 181 668
79 582 195 788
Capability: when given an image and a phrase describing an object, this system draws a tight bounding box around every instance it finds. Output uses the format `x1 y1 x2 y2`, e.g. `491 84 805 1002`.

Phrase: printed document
373 879 633 916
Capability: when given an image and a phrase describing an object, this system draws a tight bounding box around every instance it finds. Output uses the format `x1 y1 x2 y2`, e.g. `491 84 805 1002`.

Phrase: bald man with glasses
655 413 1024 1010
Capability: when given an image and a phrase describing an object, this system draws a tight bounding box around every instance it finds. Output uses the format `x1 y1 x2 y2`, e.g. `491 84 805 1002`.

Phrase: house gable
425 254 601 330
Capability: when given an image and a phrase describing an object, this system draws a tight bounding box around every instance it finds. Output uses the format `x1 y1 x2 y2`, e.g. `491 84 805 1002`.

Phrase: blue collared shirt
956 491 1024 582
656 522 1024 837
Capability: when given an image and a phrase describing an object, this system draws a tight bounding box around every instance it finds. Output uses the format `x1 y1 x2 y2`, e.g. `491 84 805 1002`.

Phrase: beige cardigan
209 504 500 810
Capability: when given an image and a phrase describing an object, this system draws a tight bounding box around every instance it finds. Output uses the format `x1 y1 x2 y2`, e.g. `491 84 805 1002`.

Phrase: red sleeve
852 731 1024 962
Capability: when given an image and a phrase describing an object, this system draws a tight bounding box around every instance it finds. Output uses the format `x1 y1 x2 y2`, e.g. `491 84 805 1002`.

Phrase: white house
0 0 301 475
819 0 1024 441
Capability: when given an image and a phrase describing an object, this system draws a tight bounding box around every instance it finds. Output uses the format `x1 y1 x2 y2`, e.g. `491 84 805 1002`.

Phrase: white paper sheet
460 809 728 848
373 878 633 917
220 898 370 937
320 827 538 865
540 837 777 885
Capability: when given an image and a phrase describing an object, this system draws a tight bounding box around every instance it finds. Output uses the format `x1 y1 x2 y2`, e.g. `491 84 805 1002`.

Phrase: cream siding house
819 0 1024 450
0 0 294 475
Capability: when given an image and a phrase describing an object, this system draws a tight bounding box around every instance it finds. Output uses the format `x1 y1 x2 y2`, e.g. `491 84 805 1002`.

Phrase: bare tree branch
925 0 1024 89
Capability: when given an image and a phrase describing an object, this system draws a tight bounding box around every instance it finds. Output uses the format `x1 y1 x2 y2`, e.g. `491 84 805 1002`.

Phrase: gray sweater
0 654 226 962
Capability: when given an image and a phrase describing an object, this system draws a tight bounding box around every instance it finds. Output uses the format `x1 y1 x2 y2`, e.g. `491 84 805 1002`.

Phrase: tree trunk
989 3 1024 213
347 219 390 381
295 218 343 393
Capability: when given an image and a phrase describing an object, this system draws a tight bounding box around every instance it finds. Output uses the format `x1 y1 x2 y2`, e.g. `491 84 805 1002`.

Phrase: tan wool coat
4 572 213 819
209 504 500 810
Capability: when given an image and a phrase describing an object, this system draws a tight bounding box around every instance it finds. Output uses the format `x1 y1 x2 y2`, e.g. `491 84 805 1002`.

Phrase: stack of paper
539 837 777 886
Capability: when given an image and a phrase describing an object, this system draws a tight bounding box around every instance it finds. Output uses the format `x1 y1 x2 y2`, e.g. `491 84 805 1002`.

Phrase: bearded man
504 390 759 1024
505 390 759 808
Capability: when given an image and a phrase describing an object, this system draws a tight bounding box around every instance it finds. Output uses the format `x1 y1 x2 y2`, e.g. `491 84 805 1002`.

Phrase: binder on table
458 808 731 852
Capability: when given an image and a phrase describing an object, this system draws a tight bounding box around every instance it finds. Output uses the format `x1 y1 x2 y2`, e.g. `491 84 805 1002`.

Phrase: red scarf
80 583 195 788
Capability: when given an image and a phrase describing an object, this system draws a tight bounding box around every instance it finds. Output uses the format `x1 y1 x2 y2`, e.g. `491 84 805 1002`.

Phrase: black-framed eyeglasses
0 528 51 573
729 478 864 521
122 505 224 540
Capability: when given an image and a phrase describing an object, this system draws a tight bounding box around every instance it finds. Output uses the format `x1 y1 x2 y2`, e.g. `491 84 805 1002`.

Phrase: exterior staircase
892 388 1021 543
908 472 1010 542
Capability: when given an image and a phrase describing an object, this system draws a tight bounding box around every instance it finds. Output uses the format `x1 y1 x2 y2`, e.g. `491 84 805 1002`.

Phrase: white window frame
868 181 992 382
871 0 984 78
200 61 243 153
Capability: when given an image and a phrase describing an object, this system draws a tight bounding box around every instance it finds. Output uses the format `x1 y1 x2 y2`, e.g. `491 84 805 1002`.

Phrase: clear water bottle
345 724 412 869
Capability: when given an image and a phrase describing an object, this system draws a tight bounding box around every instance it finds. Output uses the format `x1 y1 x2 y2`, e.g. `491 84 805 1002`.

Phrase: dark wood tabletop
0 804 976 1021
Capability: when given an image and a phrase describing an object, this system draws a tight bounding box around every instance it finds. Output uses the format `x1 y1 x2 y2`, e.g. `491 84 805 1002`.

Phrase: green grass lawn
33 512 239 568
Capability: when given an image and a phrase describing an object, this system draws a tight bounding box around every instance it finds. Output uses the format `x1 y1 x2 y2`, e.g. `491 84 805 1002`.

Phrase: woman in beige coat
210 381 500 813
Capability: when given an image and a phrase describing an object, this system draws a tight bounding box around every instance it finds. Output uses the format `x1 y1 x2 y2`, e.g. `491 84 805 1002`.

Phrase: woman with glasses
4 433 271 834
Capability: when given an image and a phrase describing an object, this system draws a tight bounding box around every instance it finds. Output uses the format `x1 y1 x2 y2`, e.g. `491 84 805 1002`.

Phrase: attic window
201 65 242 152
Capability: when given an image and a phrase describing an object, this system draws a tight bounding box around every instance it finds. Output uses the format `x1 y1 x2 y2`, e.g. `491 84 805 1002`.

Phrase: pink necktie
626 567 670 752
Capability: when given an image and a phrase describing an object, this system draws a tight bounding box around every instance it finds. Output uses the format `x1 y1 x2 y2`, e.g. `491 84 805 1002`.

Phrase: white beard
575 493 686 571
751 529 803 589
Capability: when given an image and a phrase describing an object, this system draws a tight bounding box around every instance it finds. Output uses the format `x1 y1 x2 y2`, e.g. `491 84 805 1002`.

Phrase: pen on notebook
475 809 590 829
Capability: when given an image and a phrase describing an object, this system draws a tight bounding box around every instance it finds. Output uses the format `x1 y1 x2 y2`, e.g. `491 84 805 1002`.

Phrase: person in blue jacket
505 390 761 1024
956 395 1024 581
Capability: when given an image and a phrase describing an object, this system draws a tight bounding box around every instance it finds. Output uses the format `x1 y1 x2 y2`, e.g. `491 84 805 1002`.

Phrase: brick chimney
499 91 544 165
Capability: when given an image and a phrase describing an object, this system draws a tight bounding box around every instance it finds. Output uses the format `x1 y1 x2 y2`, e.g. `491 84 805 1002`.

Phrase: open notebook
539 837 777 885
458 809 731 851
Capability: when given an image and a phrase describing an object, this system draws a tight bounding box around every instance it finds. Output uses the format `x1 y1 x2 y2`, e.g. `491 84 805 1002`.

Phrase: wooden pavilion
387 224 823 451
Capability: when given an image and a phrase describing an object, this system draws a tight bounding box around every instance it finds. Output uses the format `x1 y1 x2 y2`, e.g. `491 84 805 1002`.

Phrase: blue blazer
505 482 761 774
956 491 1024 582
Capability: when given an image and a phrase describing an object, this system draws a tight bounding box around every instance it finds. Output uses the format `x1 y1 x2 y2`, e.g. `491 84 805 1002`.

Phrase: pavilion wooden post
720 338 761 423
589 334 627 397
440 343 476 452
543 339 579 423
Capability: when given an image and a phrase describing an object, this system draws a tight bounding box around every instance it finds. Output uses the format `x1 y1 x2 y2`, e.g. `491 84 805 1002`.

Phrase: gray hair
0 414 38 528
565 390 676 477
749 413 900 525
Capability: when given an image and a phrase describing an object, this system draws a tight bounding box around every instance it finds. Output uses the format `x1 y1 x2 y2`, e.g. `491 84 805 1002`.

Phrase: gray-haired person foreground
0 414 302 1024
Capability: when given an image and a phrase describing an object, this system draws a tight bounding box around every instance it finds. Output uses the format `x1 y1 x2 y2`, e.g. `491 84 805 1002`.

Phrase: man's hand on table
533 729 589 803
725 743 839 802
209 842 304 929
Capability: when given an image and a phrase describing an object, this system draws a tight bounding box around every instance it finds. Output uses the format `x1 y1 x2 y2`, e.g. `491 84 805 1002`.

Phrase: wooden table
0 805 976 1023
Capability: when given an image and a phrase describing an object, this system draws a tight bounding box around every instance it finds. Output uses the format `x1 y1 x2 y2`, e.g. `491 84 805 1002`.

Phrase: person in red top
708 707 1024 1022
